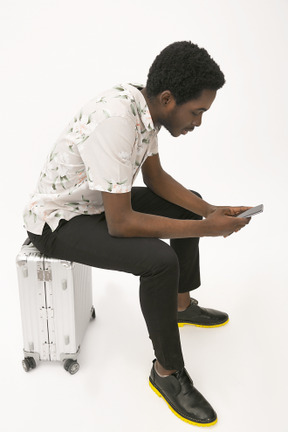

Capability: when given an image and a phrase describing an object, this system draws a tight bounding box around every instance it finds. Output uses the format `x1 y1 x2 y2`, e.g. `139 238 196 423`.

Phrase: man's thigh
46 214 176 275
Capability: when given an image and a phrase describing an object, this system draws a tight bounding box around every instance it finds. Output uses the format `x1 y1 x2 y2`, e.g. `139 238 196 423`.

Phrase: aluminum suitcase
16 239 95 374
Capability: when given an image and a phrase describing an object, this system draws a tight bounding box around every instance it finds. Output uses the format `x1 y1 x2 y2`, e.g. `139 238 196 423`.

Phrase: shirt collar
123 83 160 133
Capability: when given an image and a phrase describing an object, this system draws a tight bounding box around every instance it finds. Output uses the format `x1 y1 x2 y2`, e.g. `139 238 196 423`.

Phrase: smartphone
236 204 264 218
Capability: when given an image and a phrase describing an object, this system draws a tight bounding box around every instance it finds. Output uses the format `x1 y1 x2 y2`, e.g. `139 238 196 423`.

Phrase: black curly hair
146 41 225 105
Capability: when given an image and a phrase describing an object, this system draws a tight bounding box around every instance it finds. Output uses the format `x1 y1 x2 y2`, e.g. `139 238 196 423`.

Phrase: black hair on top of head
146 41 225 105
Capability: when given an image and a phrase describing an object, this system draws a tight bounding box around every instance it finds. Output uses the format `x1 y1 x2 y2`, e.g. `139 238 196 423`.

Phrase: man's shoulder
81 83 143 122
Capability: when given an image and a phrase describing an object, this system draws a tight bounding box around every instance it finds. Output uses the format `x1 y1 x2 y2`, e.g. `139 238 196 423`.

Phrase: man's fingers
237 216 251 225
233 206 253 215
222 206 253 217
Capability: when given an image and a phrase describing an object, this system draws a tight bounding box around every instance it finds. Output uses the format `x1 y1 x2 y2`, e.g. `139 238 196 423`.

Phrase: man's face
161 89 217 137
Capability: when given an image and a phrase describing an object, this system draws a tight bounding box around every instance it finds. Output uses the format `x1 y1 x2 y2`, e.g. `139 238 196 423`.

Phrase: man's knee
148 242 180 276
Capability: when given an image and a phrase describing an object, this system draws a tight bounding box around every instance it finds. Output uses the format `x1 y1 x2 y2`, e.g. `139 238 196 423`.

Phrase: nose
193 113 203 127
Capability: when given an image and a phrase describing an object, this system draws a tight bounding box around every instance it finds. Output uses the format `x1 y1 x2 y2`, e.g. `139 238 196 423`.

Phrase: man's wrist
203 204 217 218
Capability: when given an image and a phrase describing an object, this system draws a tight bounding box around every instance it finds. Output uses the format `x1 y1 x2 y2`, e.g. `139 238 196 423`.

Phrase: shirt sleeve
77 116 136 193
147 133 159 157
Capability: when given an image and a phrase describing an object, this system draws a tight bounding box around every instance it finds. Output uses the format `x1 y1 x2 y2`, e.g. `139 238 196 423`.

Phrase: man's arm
102 154 250 238
102 191 249 238
141 154 215 218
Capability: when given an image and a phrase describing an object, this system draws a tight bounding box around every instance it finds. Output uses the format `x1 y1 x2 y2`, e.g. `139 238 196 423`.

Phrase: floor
2 225 287 432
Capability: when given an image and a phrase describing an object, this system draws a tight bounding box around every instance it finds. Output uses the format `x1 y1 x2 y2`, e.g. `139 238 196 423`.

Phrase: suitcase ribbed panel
16 247 50 361
44 258 92 361
72 262 92 348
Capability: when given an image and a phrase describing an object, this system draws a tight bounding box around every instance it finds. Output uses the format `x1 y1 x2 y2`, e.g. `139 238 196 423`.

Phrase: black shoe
178 298 229 328
149 360 217 426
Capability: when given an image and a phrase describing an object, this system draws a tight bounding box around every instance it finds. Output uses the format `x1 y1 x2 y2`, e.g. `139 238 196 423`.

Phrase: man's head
146 41 225 105
144 41 225 137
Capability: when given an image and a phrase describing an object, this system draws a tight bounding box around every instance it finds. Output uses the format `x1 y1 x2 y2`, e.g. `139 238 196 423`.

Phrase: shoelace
190 297 199 306
173 368 194 394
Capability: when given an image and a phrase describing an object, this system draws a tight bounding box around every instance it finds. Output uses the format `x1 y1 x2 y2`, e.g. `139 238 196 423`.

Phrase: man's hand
205 205 252 217
204 207 251 237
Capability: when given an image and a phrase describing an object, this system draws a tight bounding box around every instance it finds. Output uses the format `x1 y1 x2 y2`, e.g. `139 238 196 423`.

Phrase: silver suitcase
16 239 95 374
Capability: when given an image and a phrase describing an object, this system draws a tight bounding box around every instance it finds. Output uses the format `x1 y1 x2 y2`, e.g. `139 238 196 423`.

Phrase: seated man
24 41 250 427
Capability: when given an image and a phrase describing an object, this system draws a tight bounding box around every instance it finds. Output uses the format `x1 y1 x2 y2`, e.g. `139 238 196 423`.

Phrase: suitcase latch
37 263 52 281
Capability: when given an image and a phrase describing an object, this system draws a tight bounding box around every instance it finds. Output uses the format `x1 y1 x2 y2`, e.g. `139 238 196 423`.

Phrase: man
24 41 250 426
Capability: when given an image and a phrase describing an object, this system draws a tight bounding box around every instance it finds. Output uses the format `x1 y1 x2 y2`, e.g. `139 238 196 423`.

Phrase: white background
1 0 288 431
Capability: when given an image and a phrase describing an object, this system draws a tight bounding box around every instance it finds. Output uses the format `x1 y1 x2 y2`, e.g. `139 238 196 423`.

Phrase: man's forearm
109 210 209 238
144 169 215 218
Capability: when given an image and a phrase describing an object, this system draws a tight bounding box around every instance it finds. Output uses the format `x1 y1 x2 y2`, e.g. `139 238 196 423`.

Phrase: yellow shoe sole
149 379 218 427
178 318 229 329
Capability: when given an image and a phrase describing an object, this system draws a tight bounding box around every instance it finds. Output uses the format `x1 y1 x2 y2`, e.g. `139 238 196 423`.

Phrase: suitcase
16 239 95 374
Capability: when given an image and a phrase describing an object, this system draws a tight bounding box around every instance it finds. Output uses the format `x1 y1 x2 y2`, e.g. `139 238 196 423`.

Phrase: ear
159 90 176 108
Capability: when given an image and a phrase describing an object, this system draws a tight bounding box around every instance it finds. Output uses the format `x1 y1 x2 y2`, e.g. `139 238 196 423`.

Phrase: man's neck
140 88 160 129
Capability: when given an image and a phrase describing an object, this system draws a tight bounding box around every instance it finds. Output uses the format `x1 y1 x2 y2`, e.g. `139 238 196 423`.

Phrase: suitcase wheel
63 359 80 375
22 357 37 372
91 306 96 320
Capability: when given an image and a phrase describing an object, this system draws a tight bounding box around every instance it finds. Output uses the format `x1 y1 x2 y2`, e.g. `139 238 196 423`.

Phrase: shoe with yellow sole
149 359 217 427
178 298 229 328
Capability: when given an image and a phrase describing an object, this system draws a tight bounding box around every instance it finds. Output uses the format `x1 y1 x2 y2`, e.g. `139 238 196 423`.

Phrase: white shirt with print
23 84 159 235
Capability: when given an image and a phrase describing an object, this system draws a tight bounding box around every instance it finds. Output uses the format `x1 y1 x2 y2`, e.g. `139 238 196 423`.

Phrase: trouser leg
28 213 184 370
131 187 202 293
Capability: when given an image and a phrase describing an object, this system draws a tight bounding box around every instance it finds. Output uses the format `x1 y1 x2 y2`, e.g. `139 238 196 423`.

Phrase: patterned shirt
23 83 159 234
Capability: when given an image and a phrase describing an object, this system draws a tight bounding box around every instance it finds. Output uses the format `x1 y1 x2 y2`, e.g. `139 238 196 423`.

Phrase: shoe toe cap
189 404 217 423
178 390 217 424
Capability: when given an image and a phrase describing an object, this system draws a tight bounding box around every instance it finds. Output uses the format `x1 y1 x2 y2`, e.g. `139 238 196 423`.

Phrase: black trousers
28 187 202 370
